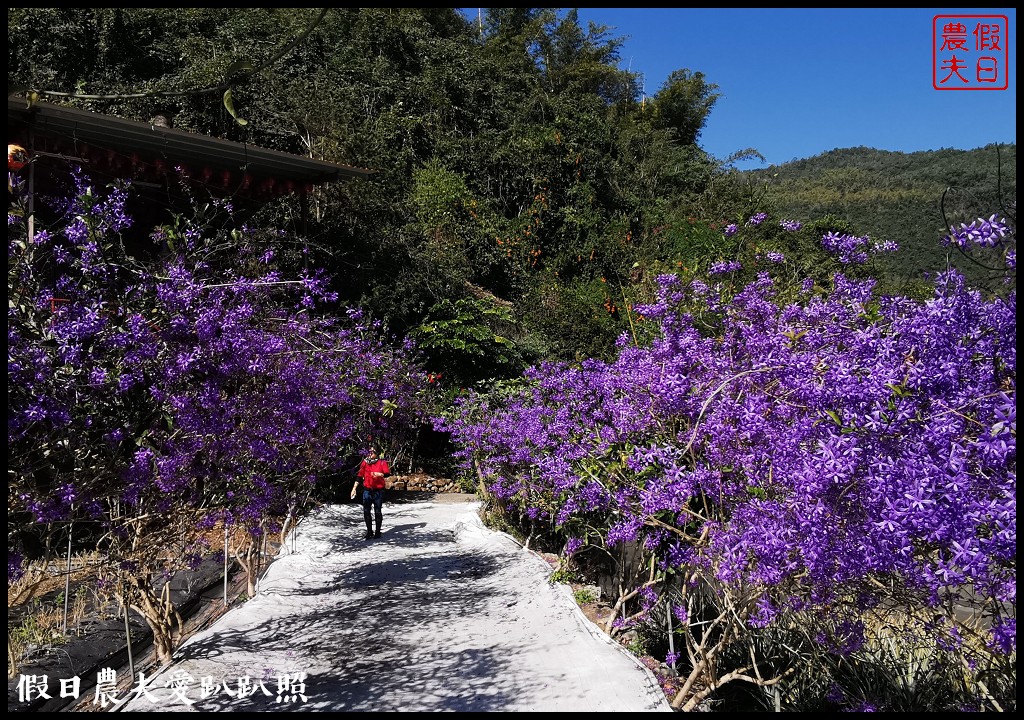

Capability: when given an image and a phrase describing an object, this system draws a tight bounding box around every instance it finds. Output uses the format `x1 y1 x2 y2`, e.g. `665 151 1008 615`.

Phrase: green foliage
572 586 599 604
649 68 721 145
549 564 582 585
656 217 737 269
453 471 478 495
745 144 1016 292
411 161 474 235
518 276 630 363
410 297 525 387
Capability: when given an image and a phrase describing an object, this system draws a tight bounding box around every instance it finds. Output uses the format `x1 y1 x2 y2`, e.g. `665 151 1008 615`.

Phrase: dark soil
8 542 280 713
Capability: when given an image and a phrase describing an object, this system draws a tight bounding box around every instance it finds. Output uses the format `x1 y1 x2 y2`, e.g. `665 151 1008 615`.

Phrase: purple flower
709 260 742 275
989 618 1015 655
942 214 1011 249
672 604 688 624
8 551 25 583
821 231 870 264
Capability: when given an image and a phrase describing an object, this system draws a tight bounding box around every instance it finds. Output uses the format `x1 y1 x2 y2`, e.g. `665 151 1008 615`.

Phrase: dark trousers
361 488 384 532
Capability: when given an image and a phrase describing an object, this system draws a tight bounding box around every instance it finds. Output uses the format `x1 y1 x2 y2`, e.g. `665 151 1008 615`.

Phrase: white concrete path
117 499 672 712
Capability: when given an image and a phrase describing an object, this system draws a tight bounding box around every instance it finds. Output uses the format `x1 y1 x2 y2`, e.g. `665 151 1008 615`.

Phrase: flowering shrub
438 215 1015 710
821 230 872 264
708 259 742 275
9 170 437 663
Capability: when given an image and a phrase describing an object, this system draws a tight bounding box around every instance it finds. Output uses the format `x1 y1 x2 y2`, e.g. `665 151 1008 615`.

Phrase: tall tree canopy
8 7 735 367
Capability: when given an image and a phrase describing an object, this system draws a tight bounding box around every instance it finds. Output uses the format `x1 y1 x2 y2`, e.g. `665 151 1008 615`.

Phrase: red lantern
221 169 232 188
258 177 275 198
282 179 295 195
201 166 214 184
8 144 29 171
241 173 253 190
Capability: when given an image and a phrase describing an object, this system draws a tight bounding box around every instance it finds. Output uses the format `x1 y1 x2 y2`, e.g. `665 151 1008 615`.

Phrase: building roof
8 98 375 195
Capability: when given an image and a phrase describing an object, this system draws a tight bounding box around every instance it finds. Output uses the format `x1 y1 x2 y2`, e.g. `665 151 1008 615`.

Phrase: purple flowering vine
9 171 440 665
438 213 1015 710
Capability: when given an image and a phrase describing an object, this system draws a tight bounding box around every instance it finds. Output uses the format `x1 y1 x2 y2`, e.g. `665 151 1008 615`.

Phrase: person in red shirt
352 445 390 539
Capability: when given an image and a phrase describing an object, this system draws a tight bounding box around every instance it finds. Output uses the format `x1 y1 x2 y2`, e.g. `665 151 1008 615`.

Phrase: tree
8 8 747 393
649 68 721 146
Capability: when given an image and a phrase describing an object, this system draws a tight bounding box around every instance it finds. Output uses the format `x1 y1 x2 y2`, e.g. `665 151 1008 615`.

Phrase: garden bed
8 527 283 713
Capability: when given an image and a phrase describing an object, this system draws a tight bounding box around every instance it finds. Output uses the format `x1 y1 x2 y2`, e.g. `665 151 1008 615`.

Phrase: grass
7 554 111 678
572 586 599 604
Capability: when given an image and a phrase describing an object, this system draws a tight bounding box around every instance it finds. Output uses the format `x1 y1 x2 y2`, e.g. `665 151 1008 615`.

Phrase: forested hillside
745 144 1016 293
8 9 735 371
8 8 1015 375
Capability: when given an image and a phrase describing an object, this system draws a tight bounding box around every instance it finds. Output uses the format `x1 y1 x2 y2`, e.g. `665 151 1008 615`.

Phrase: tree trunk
124 576 183 667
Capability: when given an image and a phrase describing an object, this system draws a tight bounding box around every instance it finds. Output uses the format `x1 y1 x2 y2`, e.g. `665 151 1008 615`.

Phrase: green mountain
743 144 1016 292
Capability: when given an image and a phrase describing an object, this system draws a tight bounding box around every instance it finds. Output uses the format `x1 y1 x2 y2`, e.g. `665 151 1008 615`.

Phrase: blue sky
465 8 1017 169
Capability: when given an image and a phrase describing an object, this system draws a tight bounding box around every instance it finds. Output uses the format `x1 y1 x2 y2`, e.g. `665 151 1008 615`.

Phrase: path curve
117 498 672 712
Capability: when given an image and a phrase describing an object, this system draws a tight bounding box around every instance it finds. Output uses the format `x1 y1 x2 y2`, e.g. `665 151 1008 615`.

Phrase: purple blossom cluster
821 231 871 264
942 214 1011 249
708 260 742 275
779 219 802 231
438 218 1016 674
9 172 438 581
746 212 768 226
941 214 1015 274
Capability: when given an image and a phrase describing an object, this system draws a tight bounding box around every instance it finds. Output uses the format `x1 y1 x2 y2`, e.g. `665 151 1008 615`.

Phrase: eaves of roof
8 98 375 188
